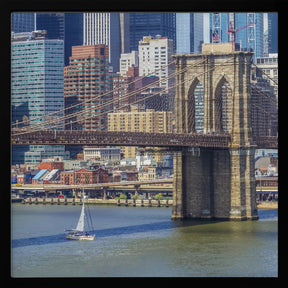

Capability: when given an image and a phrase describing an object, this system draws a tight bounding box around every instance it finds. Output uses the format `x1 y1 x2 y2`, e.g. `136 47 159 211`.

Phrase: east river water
11 204 278 277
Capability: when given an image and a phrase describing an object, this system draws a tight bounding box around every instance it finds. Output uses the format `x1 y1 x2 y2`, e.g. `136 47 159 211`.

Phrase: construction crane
227 21 256 51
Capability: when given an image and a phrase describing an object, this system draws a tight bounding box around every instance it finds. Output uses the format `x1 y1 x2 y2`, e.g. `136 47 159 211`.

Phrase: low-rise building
83 147 121 163
60 167 109 185
138 167 157 181
38 158 64 171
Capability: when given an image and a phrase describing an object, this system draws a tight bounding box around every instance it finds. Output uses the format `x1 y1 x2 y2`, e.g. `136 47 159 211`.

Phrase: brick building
64 44 112 130
60 167 109 185
38 161 64 171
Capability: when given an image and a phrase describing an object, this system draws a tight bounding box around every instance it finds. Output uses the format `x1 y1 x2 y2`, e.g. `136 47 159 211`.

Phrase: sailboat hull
65 230 95 241
65 234 95 241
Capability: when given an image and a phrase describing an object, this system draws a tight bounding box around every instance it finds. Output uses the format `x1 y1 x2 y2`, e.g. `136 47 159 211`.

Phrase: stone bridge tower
172 43 258 221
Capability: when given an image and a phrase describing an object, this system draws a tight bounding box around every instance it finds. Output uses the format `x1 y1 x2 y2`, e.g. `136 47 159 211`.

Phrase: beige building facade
108 105 173 158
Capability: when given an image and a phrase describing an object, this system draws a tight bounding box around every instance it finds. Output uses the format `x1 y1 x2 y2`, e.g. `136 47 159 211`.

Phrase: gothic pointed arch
186 77 204 133
214 76 232 133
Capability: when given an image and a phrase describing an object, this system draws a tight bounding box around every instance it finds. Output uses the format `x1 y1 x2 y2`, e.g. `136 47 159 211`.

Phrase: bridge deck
11 130 277 149
12 130 232 148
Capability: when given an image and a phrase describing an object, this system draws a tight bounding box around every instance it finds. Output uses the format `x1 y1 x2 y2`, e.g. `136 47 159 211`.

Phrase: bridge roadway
11 130 278 149
11 179 173 191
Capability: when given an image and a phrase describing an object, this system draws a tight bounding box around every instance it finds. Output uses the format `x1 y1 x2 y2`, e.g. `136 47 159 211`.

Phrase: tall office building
138 35 174 90
176 13 204 54
210 12 264 59
268 13 278 53
83 12 127 72
36 12 83 65
11 12 35 33
11 30 69 164
36 13 64 39
64 44 112 131
129 12 176 51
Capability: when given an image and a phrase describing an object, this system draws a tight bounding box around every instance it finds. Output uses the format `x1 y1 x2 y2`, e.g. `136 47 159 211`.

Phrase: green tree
154 194 164 200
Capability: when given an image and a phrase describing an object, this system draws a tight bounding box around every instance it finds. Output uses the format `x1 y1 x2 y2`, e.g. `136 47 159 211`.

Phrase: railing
11 130 277 149
11 130 231 148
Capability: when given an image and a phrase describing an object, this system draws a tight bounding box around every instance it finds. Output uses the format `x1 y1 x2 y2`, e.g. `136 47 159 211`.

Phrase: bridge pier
229 147 258 220
172 147 258 221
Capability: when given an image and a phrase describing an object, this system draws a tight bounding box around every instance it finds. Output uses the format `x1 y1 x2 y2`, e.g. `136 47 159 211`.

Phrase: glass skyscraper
11 31 64 124
209 12 264 59
176 13 204 54
36 13 83 66
11 30 69 164
11 12 35 33
129 12 176 51
268 13 278 53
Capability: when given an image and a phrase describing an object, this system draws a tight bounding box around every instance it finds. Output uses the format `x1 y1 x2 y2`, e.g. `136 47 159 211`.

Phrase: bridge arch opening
187 78 204 133
214 77 232 133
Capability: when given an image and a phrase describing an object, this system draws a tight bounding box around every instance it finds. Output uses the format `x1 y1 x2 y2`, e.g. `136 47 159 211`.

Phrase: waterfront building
60 167 109 185
176 13 204 54
138 35 174 90
11 30 69 164
83 12 128 72
129 12 176 51
64 44 111 131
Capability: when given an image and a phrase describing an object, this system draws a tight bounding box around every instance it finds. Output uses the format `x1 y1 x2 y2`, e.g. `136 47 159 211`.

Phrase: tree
154 194 164 200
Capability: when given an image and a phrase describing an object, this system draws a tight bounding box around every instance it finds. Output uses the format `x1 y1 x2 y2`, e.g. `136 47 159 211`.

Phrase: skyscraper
268 13 278 53
36 13 64 40
83 13 124 72
11 30 64 125
36 12 83 65
210 12 264 58
64 44 112 131
129 12 176 51
11 30 69 164
176 13 204 54
11 12 35 33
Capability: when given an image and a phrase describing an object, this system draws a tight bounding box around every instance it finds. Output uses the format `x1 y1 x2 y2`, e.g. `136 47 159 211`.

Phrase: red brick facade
60 168 109 185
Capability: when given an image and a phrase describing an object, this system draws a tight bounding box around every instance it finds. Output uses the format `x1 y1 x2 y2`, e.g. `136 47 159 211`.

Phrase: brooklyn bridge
12 43 278 221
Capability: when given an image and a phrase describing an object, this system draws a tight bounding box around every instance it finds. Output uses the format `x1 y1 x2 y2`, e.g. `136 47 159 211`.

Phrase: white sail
76 202 85 231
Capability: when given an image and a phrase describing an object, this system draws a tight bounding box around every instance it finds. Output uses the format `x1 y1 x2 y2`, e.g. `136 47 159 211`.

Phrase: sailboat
65 190 95 240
